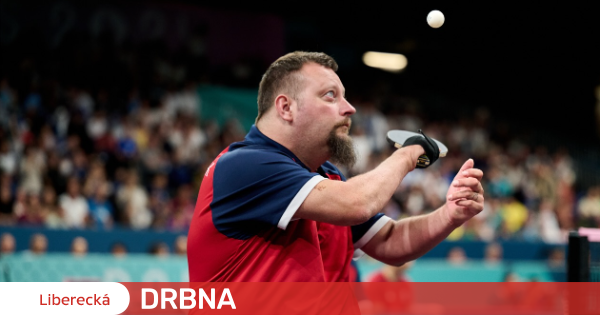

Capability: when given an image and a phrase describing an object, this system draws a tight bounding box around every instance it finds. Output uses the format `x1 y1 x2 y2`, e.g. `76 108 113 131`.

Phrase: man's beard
327 121 356 169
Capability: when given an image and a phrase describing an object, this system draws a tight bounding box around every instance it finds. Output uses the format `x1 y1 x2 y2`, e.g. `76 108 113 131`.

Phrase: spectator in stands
70 148 89 182
348 124 372 175
537 199 564 244
17 192 45 226
82 159 112 199
500 195 529 237
404 186 426 216
40 185 66 229
547 247 565 269
1 232 16 255
0 179 15 225
174 235 187 256
28 233 48 255
59 176 90 229
117 169 152 230
0 139 17 176
88 182 114 230
111 242 128 257
140 131 172 177
70 236 88 256
11 189 27 224
86 110 109 142
484 242 503 264
168 114 206 167
577 186 600 227
447 247 467 265
148 173 171 228
353 99 389 154
18 144 45 195
44 151 67 195
149 242 170 257
166 184 195 231
115 122 139 163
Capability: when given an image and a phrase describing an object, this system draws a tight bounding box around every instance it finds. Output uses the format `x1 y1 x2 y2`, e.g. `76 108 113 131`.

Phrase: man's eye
325 91 335 98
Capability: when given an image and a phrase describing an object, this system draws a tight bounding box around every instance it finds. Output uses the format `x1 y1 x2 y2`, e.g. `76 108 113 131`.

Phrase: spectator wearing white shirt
19 145 46 196
116 170 152 230
59 176 89 229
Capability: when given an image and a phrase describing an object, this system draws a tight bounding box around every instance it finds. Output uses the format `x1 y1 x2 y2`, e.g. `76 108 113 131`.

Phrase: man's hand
402 129 440 168
444 159 485 226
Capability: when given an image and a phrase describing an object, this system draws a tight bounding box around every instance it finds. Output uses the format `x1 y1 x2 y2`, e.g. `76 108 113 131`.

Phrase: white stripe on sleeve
277 175 326 230
352 215 392 260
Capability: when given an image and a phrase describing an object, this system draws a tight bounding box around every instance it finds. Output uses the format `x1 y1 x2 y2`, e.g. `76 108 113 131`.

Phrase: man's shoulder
218 143 298 167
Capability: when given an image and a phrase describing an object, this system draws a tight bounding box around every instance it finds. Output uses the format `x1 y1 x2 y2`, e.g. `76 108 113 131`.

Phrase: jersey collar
244 125 311 171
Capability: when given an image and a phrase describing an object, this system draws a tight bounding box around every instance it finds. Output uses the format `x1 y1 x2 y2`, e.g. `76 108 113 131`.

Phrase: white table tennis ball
427 10 445 28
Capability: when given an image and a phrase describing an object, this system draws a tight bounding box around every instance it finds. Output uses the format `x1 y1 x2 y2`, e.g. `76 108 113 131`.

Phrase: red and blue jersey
187 125 390 282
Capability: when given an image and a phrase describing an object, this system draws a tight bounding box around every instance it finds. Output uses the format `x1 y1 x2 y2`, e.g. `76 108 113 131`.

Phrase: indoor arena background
1 0 600 283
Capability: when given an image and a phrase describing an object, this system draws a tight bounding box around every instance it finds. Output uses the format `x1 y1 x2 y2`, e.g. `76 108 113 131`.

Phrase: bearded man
187 51 485 282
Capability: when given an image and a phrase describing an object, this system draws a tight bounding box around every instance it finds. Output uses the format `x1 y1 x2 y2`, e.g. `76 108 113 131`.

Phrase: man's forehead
300 62 344 90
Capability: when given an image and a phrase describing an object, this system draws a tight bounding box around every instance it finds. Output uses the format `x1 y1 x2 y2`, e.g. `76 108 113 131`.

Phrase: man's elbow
347 199 373 225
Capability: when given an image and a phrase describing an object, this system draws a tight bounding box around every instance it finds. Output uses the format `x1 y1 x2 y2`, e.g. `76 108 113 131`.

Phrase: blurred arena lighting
362 51 407 73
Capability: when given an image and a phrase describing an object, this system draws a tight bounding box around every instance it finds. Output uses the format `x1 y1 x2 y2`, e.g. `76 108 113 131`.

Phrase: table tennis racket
387 129 448 167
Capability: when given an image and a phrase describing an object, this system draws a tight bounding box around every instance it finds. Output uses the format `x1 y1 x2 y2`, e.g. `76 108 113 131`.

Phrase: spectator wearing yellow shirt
500 196 529 235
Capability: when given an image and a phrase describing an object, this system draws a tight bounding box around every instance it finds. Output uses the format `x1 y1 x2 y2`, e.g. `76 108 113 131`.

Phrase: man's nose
341 98 356 116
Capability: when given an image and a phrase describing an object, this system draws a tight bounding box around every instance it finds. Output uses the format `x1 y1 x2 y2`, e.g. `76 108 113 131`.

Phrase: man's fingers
452 178 482 190
448 190 485 201
455 199 484 211
457 159 474 173
460 168 484 180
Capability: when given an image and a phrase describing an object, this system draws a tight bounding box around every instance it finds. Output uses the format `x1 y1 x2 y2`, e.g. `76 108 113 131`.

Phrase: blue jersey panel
211 146 318 240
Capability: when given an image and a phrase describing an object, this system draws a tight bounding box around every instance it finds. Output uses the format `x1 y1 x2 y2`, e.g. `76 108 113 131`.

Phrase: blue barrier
0 226 186 254
1 226 565 261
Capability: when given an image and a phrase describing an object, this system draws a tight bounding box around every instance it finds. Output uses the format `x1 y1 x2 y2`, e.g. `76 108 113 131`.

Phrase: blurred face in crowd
447 247 467 264
28 194 41 208
174 236 187 255
30 234 48 254
1 185 11 203
125 171 139 187
151 243 170 257
94 183 109 201
485 243 503 262
1 233 16 254
71 237 88 256
42 186 56 205
111 243 127 257
67 178 80 197
294 63 357 167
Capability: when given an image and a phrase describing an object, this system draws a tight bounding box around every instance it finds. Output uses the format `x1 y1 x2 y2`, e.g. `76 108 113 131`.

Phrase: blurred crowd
1 20 599 249
0 77 247 232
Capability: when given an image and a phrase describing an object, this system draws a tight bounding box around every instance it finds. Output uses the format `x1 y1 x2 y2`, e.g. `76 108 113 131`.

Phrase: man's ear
274 94 294 122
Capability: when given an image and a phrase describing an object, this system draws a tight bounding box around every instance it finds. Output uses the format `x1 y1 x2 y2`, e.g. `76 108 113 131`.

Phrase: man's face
294 63 357 168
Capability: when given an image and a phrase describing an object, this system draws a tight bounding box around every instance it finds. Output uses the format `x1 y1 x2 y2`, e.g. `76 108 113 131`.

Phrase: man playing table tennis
187 51 485 282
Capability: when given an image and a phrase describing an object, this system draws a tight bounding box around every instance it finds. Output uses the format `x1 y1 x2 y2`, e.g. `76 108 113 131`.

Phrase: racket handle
417 154 431 168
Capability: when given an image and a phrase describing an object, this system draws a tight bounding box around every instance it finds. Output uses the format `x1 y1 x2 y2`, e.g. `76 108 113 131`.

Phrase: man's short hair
256 51 338 123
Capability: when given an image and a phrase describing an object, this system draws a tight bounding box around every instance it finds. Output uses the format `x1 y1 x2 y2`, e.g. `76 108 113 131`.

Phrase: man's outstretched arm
295 145 425 226
361 159 485 265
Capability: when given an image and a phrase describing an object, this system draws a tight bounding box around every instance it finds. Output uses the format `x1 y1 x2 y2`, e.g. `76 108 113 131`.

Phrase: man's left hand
444 159 485 226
